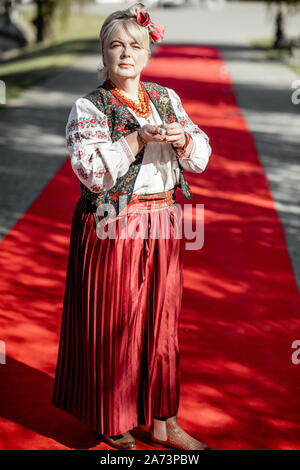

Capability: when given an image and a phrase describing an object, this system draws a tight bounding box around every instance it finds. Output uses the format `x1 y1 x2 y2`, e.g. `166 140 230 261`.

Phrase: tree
265 0 300 50
32 0 56 42
32 0 86 43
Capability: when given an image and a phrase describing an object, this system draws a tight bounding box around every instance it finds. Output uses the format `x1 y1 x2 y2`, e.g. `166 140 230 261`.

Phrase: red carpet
0 45 300 450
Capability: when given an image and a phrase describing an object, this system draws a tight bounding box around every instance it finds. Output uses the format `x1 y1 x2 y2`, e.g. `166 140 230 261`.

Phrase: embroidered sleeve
166 87 212 174
66 97 135 193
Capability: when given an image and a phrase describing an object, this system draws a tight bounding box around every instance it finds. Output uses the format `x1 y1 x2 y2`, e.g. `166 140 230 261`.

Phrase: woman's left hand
163 122 185 149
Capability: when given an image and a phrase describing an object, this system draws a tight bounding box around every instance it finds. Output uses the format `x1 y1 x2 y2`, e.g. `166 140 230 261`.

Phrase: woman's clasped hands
139 123 185 150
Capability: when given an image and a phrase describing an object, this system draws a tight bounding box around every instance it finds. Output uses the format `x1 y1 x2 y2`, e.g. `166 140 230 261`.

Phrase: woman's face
103 24 149 83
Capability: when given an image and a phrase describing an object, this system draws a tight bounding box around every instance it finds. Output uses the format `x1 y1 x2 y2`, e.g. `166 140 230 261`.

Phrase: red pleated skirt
51 189 183 436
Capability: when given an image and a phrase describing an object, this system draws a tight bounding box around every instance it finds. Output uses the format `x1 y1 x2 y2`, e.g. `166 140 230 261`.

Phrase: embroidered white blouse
66 86 212 195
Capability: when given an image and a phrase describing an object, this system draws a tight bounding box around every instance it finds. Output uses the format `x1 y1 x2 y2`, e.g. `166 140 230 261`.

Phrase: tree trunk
273 5 286 48
32 0 57 43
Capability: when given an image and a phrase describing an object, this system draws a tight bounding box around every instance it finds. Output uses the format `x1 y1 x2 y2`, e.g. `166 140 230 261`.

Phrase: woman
52 2 212 451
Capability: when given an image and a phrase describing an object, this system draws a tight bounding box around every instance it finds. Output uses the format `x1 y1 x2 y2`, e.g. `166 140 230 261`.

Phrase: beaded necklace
105 79 152 119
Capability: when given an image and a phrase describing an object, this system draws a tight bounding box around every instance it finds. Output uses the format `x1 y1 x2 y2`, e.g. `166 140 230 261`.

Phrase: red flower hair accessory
134 10 165 44
101 7 165 52
149 24 165 43
136 11 151 27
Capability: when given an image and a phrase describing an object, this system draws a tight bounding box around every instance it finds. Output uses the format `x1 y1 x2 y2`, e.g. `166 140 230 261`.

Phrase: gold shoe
148 416 212 451
103 431 136 450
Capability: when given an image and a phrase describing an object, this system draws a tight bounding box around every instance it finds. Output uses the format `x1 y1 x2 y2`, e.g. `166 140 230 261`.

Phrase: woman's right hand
139 124 165 143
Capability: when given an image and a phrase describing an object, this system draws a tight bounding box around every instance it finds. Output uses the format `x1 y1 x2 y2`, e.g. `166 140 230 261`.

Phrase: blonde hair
97 3 154 84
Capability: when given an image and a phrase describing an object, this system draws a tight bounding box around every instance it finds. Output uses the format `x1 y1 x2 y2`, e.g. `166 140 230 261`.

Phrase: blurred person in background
52 2 212 451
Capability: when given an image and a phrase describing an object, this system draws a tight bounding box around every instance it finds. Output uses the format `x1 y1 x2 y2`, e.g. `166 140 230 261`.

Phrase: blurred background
0 0 300 102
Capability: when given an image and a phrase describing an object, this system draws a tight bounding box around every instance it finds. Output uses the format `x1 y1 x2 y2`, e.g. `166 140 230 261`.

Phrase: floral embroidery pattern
90 184 102 192
149 89 159 100
67 116 110 147
67 116 108 131
77 168 89 180
80 86 146 215
79 81 195 216
66 111 110 190
110 191 121 202
108 97 121 107
115 123 126 132
168 113 176 123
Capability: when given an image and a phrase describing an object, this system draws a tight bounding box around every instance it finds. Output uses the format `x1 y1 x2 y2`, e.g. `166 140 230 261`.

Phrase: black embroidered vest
80 81 193 219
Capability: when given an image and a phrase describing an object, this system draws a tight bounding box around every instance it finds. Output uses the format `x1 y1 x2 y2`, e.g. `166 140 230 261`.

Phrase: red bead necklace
105 79 152 119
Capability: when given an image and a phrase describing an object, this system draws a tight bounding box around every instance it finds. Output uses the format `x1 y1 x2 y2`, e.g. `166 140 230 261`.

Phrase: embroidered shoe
103 431 136 450
148 415 212 450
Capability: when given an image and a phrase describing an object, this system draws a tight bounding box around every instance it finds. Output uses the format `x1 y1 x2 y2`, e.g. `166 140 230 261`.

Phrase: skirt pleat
51 196 183 435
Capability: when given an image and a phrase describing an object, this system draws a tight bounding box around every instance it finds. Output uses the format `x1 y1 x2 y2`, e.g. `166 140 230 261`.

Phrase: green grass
19 6 104 42
250 38 300 77
0 7 104 103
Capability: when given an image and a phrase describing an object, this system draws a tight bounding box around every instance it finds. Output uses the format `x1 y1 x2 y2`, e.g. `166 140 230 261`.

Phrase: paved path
85 1 300 45
0 2 299 290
